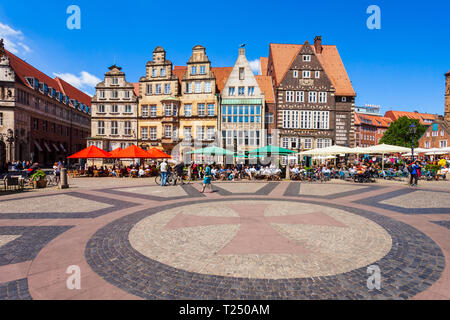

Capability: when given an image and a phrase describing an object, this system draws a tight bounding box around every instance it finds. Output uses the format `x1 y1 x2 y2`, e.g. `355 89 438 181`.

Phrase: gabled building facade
219 47 265 156
354 113 392 147
88 65 139 151
261 36 356 154
138 46 181 152
0 39 91 165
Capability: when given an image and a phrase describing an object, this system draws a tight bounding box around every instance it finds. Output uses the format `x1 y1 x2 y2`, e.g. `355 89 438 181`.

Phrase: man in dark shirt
174 162 185 185
409 161 420 187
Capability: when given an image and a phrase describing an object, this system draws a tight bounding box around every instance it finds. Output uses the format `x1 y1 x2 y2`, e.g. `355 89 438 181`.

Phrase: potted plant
30 170 47 188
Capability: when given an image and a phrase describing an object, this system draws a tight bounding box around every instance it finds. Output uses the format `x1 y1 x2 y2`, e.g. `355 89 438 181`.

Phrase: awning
52 143 60 152
59 143 67 153
34 141 43 152
43 142 52 152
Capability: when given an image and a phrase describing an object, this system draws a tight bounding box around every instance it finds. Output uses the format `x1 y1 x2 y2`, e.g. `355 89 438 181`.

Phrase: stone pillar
445 71 450 122
285 164 290 180
60 168 69 189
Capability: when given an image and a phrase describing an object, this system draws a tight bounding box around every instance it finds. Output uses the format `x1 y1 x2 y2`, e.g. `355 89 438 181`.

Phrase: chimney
239 45 245 56
445 70 450 122
314 36 323 54
0 38 5 57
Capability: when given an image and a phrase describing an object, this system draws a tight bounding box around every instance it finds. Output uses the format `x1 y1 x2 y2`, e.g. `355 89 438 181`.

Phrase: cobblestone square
0 178 449 300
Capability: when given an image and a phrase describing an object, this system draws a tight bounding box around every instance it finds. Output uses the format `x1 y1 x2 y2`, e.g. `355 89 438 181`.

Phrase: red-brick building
418 71 450 149
354 113 392 147
0 40 91 166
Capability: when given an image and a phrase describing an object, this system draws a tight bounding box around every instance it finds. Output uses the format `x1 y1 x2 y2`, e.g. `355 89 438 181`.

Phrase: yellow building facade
137 45 232 161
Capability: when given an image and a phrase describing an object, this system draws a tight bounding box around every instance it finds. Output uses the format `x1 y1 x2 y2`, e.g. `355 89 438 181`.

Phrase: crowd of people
2 154 450 191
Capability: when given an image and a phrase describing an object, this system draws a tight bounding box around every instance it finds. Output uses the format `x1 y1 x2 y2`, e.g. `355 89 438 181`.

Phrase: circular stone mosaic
128 200 392 279
85 198 445 300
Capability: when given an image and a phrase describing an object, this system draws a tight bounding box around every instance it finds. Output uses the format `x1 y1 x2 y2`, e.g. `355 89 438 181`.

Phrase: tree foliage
379 116 426 148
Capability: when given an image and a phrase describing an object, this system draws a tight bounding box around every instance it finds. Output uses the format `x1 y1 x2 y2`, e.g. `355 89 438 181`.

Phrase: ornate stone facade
88 65 139 151
219 47 265 158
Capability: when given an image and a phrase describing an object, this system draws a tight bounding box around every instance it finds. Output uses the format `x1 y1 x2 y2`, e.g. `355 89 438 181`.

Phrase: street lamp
409 123 417 162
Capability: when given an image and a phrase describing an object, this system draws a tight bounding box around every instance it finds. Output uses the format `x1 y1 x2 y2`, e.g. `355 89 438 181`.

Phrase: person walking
160 159 168 186
201 164 213 193
174 161 185 185
408 160 420 187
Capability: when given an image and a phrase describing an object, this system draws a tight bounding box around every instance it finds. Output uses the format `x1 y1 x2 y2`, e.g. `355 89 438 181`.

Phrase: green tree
379 116 426 148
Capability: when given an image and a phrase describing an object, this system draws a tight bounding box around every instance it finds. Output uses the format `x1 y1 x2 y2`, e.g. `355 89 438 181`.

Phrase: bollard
60 168 69 189
285 165 290 180
188 165 192 180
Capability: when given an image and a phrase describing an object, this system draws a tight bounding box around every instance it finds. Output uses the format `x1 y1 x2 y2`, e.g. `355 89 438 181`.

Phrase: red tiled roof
260 57 268 76
355 112 392 127
5 49 92 107
55 77 91 106
266 42 355 96
132 83 140 97
211 67 233 93
255 75 275 104
172 67 186 83
384 110 438 125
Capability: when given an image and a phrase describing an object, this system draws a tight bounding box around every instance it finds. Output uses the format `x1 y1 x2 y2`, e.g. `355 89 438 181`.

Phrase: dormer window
111 78 118 85
303 55 311 62
200 66 206 74
191 66 197 75
302 70 311 79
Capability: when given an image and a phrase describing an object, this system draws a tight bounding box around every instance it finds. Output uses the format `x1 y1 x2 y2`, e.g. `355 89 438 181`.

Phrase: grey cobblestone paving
85 198 445 300
0 278 31 300
99 184 205 201
284 182 381 199
355 188 450 214
213 182 279 196
0 226 73 265
431 221 450 229
0 192 137 219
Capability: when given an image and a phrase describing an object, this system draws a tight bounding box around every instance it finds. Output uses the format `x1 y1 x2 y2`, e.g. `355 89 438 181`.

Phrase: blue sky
0 0 449 115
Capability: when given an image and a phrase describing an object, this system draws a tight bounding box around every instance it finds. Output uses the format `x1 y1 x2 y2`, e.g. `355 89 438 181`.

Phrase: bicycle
155 172 174 186
46 173 60 187
173 171 191 185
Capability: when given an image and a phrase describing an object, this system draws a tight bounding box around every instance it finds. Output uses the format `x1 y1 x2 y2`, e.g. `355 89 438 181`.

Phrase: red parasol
146 148 171 159
67 145 112 159
114 145 152 159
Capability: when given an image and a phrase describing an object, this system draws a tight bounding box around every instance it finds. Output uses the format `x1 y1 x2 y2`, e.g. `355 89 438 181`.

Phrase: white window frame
184 104 192 117
440 140 447 148
228 87 235 96
141 127 148 140
207 104 215 116
296 91 304 102
194 82 201 93
303 70 311 78
150 127 157 140
97 121 105 135
197 104 205 116
124 121 132 135
303 55 311 62
315 71 320 78
319 92 327 103
204 82 212 93
293 70 298 78
150 105 157 117
286 91 294 102
111 121 118 135
309 91 317 103
142 105 149 117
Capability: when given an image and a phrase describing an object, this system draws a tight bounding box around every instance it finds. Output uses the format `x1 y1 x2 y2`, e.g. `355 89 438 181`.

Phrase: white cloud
249 59 261 75
0 22 32 55
53 71 101 95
